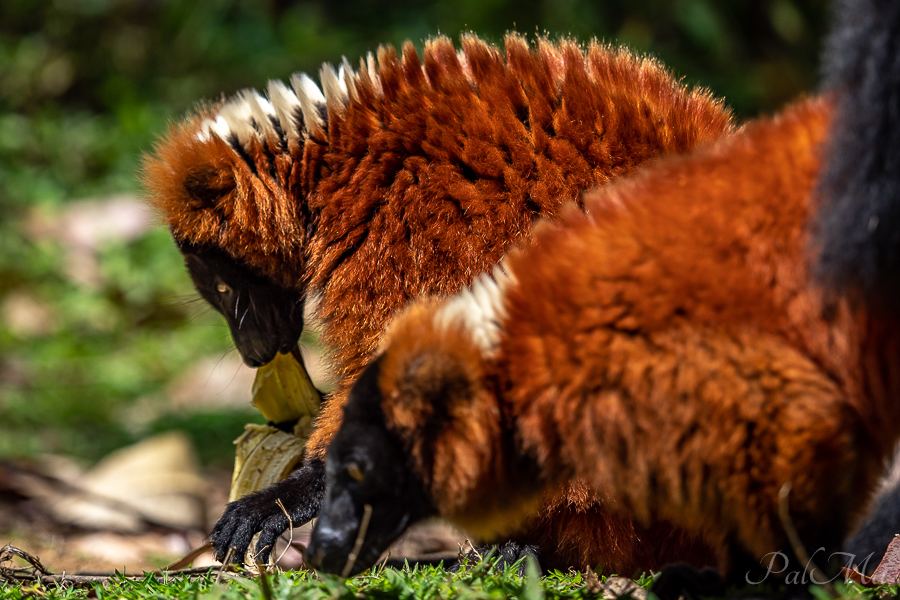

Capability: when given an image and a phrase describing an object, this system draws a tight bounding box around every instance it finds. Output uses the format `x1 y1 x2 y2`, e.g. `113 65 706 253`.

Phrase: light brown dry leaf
842 535 900 586
16 432 205 531
599 576 648 600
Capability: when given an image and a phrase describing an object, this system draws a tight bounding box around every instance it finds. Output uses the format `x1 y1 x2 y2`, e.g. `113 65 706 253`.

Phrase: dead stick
2 567 237 589
274 498 294 567
1 543 241 588
216 547 235 584
778 483 837 597
341 504 373 578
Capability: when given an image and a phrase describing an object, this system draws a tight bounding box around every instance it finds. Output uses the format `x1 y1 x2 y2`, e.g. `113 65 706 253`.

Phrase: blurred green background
0 0 830 468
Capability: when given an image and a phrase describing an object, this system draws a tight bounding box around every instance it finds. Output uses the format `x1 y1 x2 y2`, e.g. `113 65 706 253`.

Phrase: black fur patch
177 240 304 366
814 0 900 307
211 458 326 564
306 358 437 575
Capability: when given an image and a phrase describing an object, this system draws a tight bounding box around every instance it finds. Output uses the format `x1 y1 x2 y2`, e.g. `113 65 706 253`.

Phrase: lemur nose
241 354 265 368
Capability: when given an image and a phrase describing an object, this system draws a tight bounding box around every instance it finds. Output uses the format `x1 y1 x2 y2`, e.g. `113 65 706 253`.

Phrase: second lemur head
308 276 545 576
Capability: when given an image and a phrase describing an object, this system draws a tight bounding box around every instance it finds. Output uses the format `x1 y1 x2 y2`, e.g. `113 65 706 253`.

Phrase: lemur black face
178 241 304 367
306 358 436 575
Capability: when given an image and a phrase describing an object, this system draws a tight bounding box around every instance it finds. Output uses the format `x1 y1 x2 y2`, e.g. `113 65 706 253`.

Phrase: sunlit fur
145 34 735 570
356 94 896 585
498 99 878 573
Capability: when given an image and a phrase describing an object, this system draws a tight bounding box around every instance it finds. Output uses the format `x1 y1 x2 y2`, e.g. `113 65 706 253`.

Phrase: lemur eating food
144 34 734 571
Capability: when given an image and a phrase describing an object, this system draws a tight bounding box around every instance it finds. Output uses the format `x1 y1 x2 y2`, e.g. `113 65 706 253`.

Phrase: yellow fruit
229 349 323 502
250 350 321 430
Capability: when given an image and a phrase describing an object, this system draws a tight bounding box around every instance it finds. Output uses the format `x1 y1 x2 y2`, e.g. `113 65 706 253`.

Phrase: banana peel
228 424 307 502
250 347 321 428
229 347 322 503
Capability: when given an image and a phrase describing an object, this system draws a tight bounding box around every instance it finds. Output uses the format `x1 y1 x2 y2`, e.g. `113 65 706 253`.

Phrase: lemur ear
143 116 241 246
389 349 478 431
375 301 503 498
377 300 490 438
182 164 236 210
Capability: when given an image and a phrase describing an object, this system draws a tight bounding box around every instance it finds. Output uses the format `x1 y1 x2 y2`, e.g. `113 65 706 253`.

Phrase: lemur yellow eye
347 462 365 482
216 282 230 294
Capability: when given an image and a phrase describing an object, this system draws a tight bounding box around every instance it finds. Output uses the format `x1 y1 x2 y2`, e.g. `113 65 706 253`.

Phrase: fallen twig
0 544 239 589
275 498 293 567
341 504 373 578
216 547 235 584
777 483 837 597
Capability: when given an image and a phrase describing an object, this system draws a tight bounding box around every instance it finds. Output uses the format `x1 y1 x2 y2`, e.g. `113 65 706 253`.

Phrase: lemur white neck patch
194 57 359 152
193 38 489 151
434 264 516 356
193 39 491 172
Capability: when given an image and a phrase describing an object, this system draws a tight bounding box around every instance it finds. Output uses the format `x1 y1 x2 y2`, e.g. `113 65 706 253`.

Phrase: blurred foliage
0 0 830 464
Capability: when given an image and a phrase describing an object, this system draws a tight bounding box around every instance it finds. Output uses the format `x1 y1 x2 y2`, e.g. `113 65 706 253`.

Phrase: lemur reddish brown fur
144 34 734 571
308 3 900 592
308 93 900 591
497 98 881 569
310 99 888 584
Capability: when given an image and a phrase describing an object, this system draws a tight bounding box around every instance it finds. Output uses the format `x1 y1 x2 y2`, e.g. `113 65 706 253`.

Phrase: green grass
0 562 647 600
0 562 896 600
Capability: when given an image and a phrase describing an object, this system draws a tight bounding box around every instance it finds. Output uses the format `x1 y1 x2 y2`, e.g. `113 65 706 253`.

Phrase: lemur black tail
814 0 900 306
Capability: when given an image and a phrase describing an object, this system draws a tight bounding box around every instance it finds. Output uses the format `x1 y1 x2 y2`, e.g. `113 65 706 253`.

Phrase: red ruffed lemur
144 34 736 571
305 0 900 595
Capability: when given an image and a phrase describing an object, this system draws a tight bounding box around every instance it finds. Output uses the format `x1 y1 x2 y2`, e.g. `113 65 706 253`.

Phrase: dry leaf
584 567 602 594
16 432 205 531
842 535 900 586
228 349 323 503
